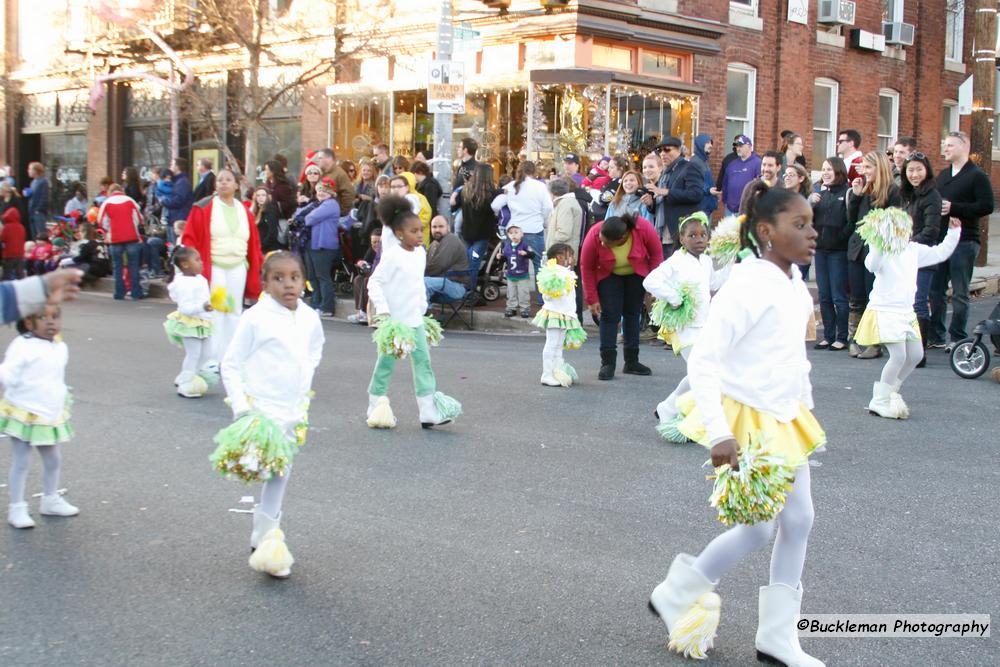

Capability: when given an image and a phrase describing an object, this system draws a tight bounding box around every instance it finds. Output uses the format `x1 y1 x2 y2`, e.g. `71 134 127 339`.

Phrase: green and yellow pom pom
858 207 913 255
423 315 445 346
706 433 797 526
648 282 699 333
536 259 576 299
210 286 236 313
707 214 743 268
372 317 418 358
209 412 302 484
563 326 587 350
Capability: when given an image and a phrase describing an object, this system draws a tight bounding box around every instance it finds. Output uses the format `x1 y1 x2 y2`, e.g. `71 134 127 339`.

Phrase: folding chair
428 267 478 330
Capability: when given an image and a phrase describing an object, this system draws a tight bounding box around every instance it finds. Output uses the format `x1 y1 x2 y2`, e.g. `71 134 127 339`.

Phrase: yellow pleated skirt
675 392 825 466
855 308 920 346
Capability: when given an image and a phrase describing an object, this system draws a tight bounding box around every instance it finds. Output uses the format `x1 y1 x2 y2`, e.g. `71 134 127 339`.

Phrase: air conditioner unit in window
817 0 856 26
883 22 915 46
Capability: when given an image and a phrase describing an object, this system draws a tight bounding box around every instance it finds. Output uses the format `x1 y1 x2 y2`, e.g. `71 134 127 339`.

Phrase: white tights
693 464 814 587
209 264 247 364
8 438 61 504
260 465 291 518
542 328 566 377
180 337 210 380
880 340 924 387
657 347 692 419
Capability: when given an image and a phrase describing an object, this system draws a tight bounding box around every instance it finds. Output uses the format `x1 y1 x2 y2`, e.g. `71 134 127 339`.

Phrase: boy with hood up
690 134 718 216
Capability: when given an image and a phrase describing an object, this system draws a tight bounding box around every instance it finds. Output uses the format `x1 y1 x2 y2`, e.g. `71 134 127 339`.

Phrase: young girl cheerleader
164 247 214 398
1 304 78 528
856 210 960 419
365 195 461 429
648 184 826 666
533 243 586 387
211 251 324 578
642 212 730 438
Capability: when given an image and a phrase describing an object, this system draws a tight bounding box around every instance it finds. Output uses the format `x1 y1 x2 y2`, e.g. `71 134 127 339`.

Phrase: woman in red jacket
580 213 663 380
1 207 26 280
180 169 263 366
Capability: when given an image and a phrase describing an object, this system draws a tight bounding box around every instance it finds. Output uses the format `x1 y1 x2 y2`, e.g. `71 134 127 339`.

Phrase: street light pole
433 0 454 198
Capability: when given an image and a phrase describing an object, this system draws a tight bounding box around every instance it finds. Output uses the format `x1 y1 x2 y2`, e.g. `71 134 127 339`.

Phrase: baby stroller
334 217 365 296
949 299 1000 379
478 227 507 302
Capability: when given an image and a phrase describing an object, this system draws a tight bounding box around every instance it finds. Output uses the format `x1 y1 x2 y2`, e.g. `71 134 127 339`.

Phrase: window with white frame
877 89 899 154
731 0 758 13
945 1 964 62
994 75 1000 150
941 101 959 145
882 0 904 23
812 78 838 170
726 64 756 145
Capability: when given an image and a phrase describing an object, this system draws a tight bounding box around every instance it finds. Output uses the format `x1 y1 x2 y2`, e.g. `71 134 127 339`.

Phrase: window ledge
944 59 966 74
993 148 1000 162
729 8 763 31
816 31 845 48
638 0 678 13
881 46 907 61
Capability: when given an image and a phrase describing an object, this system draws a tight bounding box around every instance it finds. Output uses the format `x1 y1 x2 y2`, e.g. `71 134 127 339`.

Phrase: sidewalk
84 214 1000 334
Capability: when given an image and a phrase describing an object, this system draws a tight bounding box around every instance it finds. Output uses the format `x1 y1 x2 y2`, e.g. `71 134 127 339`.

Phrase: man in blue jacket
690 133 717 216
718 135 761 215
641 136 704 259
158 157 193 244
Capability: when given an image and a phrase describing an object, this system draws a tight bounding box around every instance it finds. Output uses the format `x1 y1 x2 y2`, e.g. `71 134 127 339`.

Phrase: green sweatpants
368 324 437 397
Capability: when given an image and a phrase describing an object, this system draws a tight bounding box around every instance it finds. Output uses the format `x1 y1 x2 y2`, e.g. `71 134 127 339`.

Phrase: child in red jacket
27 234 54 276
1 207 26 279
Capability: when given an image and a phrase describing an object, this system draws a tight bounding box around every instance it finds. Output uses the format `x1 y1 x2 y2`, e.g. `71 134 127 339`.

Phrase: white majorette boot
648 553 721 659
868 381 902 419
176 372 208 398
248 506 292 578
40 494 79 517
416 392 461 429
540 354 560 387
366 394 396 429
755 583 825 667
8 502 35 528
889 381 909 419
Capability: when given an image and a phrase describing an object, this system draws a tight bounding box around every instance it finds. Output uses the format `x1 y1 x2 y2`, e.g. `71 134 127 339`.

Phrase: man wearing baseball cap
640 136 703 258
717 134 760 215
562 153 584 186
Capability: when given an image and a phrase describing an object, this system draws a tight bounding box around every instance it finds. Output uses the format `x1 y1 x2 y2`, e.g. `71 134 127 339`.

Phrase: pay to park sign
427 60 466 114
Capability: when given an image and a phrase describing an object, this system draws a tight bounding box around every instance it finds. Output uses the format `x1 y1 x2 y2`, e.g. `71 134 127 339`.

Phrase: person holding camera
349 226 381 325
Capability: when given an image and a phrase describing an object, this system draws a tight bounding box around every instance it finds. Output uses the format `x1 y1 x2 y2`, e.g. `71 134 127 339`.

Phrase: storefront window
607 86 696 163
529 84 608 173
330 92 391 164
126 127 171 180
254 119 302 182
41 133 87 211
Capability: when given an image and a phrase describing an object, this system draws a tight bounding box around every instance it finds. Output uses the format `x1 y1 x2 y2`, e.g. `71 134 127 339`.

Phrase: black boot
598 349 616 381
916 318 929 368
623 347 651 375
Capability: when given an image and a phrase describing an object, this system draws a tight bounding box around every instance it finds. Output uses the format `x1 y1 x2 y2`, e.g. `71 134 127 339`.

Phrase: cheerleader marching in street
365 195 461 429
164 247 214 398
533 243 586 387
642 212 730 439
210 251 325 578
1 304 79 528
648 184 826 666
855 210 960 419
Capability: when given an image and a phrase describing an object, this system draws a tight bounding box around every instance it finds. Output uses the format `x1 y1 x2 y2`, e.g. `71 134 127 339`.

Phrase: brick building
0 0 992 211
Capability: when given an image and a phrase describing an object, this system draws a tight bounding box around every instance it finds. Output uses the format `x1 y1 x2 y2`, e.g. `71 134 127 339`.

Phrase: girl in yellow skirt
856 213 960 419
1 304 78 528
164 247 214 398
648 184 826 666
533 243 587 387
642 212 730 438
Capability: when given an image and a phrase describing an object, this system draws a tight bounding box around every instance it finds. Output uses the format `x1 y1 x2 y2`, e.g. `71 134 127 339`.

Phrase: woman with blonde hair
782 163 812 198
605 170 651 220
846 151 901 358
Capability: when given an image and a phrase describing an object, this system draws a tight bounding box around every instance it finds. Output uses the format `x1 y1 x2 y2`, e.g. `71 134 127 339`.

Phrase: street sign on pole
454 24 482 52
428 60 466 114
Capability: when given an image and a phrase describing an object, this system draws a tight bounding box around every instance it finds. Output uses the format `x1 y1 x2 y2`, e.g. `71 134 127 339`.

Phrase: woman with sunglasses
899 152 941 368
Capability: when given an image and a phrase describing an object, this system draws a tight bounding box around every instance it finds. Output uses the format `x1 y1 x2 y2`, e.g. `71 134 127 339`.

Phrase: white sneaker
40 494 80 517
348 311 368 325
8 502 35 528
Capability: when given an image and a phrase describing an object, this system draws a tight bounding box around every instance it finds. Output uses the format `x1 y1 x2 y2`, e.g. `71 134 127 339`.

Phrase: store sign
454 25 482 53
427 60 466 114
787 0 808 24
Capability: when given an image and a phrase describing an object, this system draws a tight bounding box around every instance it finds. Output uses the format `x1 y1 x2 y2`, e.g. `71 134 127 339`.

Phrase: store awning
529 69 703 96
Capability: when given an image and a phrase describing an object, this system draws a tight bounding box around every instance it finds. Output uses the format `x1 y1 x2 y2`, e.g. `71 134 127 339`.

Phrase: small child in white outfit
532 243 586 387
164 247 214 398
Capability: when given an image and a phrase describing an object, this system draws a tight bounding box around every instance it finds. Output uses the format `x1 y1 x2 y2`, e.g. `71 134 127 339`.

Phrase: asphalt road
1 293 998 667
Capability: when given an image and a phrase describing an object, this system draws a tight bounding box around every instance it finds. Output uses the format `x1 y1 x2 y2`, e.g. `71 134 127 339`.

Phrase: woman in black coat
450 163 499 278
846 151 901 358
899 153 941 362
809 157 852 350
412 161 443 216
250 187 283 253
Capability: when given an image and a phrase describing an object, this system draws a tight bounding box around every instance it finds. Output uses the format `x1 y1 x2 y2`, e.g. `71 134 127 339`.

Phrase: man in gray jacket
425 216 470 302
